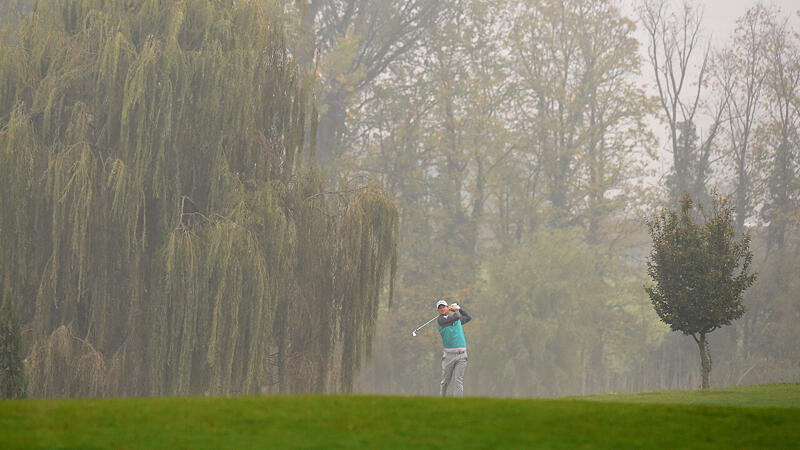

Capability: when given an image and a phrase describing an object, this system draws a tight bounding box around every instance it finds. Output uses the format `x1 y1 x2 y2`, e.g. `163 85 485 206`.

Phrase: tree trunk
696 332 711 389
316 94 346 166
735 155 748 235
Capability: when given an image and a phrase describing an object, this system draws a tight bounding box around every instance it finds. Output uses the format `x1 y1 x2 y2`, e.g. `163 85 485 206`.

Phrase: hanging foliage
0 0 397 397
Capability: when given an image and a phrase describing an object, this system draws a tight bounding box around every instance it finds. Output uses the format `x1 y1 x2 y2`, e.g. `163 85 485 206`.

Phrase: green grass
572 382 800 408
1 384 797 449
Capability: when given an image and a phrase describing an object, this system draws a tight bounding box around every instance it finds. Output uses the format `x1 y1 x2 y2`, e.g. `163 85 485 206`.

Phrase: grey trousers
440 351 467 397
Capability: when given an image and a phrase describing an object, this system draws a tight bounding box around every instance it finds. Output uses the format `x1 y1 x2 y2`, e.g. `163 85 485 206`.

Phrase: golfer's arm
437 312 461 327
459 307 472 325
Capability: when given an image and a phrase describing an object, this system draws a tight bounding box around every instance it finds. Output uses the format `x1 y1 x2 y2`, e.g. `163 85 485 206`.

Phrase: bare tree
761 11 800 253
638 0 727 206
716 5 772 234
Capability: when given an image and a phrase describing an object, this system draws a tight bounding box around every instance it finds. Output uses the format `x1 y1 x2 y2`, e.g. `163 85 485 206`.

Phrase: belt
445 349 466 354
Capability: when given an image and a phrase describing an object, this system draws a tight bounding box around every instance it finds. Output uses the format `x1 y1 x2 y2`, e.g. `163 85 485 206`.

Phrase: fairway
1 384 798 449
573 382 800 408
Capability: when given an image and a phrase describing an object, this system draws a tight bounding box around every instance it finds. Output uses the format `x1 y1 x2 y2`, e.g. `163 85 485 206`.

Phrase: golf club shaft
412 315 438 335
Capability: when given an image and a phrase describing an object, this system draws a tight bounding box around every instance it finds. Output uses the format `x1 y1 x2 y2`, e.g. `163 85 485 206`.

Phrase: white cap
435 299 448 309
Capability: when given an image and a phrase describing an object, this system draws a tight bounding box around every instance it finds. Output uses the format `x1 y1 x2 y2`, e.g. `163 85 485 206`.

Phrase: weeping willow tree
0 0 397 397
0 284 26 399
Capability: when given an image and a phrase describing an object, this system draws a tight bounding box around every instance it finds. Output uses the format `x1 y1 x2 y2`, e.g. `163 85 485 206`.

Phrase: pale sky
622 0 800 45
695 0 799 41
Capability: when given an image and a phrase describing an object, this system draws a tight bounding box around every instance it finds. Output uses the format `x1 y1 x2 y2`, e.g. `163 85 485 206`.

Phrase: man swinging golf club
435 299 472 397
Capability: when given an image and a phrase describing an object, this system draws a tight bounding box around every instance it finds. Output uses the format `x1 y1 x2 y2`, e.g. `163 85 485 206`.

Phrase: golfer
436 299 472 397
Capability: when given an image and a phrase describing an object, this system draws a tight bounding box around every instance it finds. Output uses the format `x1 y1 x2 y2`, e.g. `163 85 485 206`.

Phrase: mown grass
573 382 800 408
1 384 797 449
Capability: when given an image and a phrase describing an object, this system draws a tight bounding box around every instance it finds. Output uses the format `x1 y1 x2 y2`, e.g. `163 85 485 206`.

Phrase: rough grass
1 384 797 449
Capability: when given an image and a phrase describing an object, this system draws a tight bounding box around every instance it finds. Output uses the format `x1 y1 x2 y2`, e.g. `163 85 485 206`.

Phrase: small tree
646 194 756 389
0 287 26 399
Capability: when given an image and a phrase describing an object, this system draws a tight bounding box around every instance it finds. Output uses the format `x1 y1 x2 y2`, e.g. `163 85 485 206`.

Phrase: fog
0 0 797 398
333 0 800 397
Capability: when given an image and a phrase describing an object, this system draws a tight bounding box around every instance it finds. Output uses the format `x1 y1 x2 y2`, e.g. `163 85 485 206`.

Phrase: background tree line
0 0 797 398
299 0 798 396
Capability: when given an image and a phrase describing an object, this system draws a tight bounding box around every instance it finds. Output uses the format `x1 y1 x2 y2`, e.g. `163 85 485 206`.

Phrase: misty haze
0 1 798 444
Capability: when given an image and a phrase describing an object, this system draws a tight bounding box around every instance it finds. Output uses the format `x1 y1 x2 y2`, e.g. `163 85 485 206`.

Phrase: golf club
411 315 438 337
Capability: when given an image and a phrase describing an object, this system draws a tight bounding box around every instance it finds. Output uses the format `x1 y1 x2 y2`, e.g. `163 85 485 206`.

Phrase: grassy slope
0 384 797 449
572 382 800 408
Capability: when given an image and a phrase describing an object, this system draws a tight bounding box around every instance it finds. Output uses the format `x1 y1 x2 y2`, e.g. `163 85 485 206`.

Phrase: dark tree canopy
646 195 756 388
0 0 397 397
